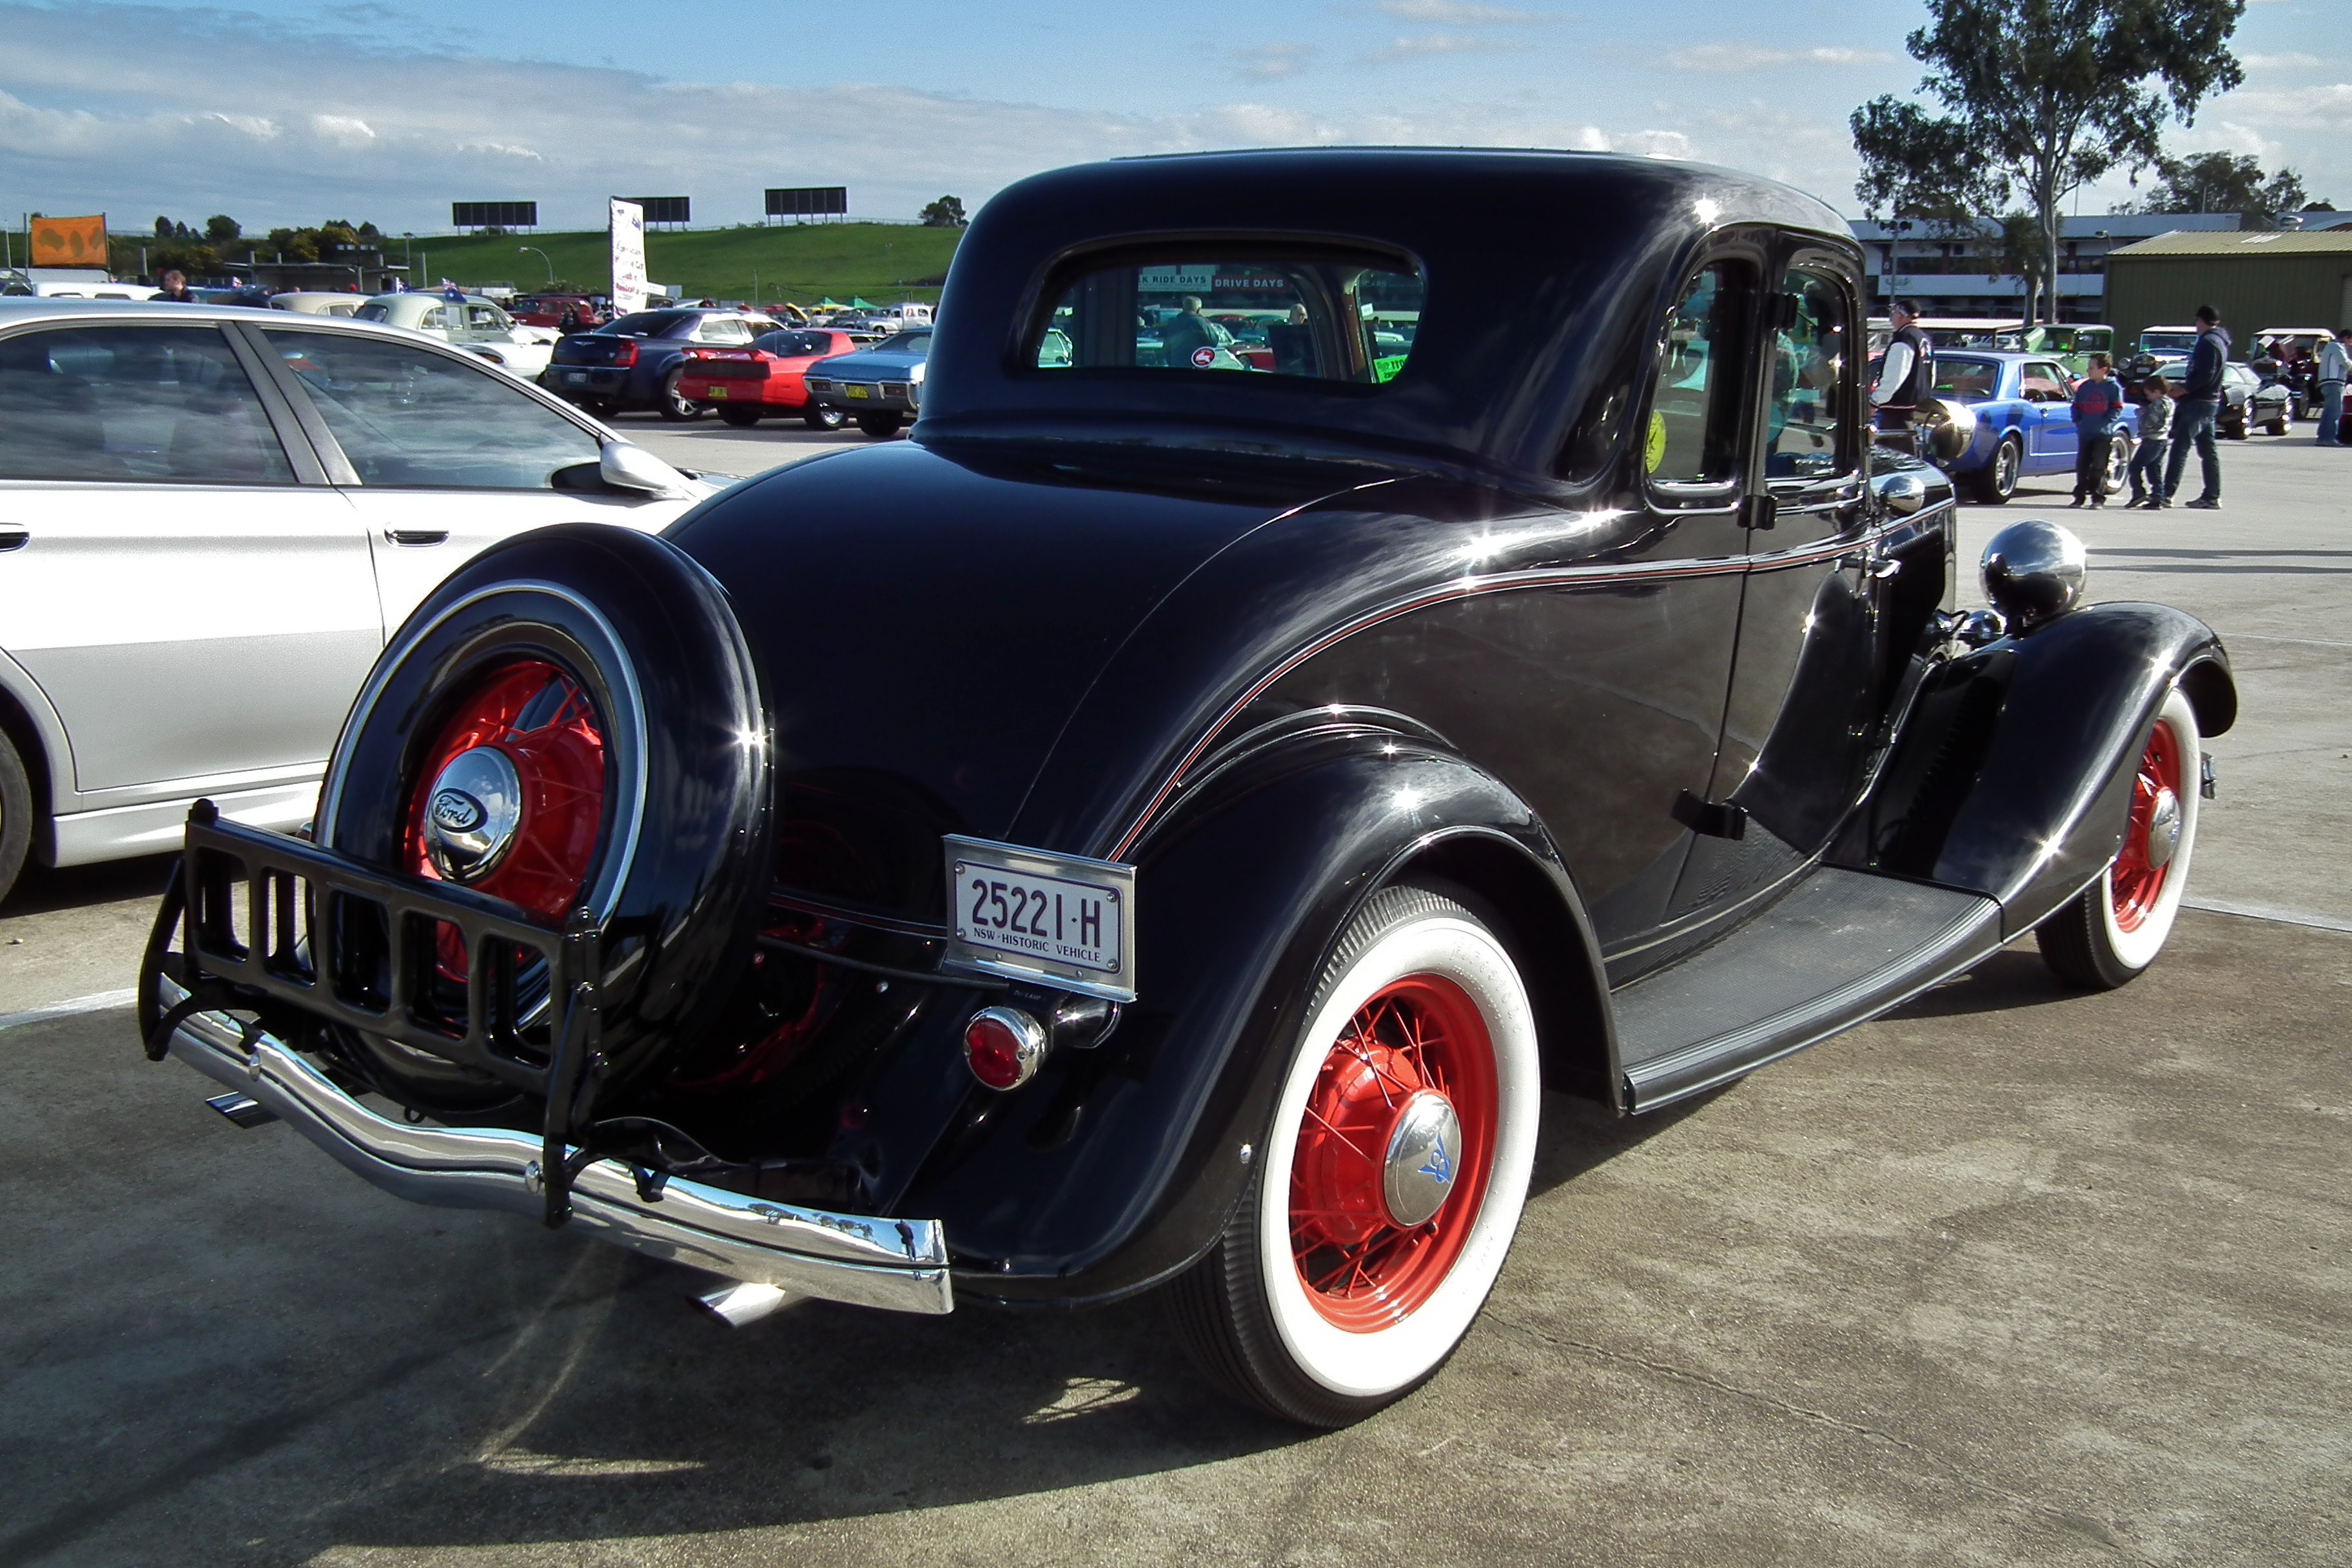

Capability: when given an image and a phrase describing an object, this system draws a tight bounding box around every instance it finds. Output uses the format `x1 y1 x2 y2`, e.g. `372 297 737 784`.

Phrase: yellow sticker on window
1645 410 1667 475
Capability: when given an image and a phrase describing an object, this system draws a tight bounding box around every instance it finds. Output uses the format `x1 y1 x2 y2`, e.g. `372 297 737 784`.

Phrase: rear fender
1839 601 2233 936
901 730 1608 1307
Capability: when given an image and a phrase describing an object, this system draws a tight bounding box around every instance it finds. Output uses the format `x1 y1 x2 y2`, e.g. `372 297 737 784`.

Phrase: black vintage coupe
144 150 2233 1427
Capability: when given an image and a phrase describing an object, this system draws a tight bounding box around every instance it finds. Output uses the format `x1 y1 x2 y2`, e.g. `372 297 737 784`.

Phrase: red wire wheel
402 660 607 977
1288 974 1497 1332
2109 718 2183 935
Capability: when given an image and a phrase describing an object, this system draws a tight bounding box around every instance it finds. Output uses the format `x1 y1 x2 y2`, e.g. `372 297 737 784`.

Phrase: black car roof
919 147 1856 489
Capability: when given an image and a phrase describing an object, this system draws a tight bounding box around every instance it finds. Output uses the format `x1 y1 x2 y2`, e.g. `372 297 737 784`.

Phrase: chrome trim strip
160 984 952 1315
317 579 650 927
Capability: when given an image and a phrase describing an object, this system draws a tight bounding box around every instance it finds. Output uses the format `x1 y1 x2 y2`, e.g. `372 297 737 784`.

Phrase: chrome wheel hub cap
424 745 523 882
1381 1092 1464 1228
2146 787 2182 869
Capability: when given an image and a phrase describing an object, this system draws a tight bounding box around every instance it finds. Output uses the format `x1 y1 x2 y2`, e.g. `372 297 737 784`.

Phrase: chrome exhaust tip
694 1279 793 1328
204 1091 279 1129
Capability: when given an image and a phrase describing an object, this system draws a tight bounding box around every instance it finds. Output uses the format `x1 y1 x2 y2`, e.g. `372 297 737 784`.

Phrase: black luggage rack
156 799 610 1226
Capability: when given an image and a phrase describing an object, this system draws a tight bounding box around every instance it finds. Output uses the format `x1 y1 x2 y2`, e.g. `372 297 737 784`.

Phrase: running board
1612 867 2002 1112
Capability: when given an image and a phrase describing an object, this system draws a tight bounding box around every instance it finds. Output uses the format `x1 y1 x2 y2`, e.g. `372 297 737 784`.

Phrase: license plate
845 384 870 399
707 385 728 398
560 371 588 384
945 836 1134 1001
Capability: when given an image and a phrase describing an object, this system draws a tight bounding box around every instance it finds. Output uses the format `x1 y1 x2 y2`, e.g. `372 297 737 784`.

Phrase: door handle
0 526 26 553
384 529 449 546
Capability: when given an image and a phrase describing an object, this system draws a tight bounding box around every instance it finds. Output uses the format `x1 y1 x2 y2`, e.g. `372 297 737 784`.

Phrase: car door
0 318 381 802
1665 250 1877 924
2023 360 2075 466
249 324 687 632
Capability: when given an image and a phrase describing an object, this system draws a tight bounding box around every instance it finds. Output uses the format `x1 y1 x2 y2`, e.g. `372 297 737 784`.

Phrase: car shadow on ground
0 852 175 920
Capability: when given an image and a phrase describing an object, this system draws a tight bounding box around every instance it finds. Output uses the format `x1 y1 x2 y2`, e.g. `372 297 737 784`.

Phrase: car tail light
612 340 638 368
964 1006 1048 1090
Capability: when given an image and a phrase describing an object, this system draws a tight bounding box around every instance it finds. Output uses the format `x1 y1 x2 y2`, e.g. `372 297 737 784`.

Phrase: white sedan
0 298 724 903
351 291 560 380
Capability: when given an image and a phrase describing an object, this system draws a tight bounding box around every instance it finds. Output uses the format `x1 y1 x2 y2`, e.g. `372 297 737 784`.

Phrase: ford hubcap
423 746 524 882
1380 1092 1463 1228
2145 787 2182 870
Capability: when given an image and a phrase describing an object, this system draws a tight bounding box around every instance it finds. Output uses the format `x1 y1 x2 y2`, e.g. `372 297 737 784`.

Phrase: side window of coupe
2022 364 2070 402
1032 249 1425 383
1643 262 1752 487
0 325 296 485
1932 359 1997 400
262 329 599 489
1765 269 1852 481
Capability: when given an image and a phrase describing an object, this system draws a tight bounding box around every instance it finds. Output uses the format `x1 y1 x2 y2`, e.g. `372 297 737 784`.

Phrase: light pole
518 245 554 287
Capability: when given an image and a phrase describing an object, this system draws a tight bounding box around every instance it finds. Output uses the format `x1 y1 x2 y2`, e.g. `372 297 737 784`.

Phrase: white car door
253 324 694 632
0 318 381 819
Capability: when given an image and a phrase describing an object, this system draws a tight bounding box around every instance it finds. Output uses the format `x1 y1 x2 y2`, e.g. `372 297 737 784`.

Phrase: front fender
902 734 1600 1308
1841 601 2233 936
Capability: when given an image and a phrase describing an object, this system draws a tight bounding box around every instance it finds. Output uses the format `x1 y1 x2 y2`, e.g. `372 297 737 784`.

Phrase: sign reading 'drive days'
609 199 647 317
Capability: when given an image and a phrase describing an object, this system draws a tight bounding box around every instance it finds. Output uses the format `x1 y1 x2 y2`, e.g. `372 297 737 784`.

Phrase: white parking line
2183 897 2352 936
0 988 137 1034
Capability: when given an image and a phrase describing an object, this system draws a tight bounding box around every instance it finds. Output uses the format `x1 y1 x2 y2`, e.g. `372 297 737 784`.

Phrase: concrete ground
1 431 2345 1567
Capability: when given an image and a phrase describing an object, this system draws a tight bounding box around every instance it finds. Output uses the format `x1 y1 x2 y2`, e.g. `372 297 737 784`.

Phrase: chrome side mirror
1981 520 2086 632
1874 471 1927 515
599 440 693 500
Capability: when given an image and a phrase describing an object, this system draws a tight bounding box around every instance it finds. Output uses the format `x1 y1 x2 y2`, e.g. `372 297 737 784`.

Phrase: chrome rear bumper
161 989 953 1315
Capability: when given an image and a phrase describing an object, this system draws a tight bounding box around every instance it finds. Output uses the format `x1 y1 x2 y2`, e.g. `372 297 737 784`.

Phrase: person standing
2317 331 2347 447
1870 299 1932 453
2159 304 2228 509
153 269 195 303
2125 371 2171 507
2070 353 2124 507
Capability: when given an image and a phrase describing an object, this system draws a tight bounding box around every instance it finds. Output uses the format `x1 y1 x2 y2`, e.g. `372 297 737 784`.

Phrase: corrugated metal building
2106 230 2352 344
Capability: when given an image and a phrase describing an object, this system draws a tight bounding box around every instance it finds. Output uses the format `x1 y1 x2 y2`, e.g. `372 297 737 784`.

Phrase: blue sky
3 0 2347 235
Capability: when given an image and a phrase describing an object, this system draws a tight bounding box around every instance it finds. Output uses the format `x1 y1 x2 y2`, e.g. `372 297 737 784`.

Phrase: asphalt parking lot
1 433 2346 1567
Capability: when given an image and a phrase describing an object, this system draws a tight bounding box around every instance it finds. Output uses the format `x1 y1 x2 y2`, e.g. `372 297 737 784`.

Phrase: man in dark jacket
1871 299 1932 451
2160 304 2228 509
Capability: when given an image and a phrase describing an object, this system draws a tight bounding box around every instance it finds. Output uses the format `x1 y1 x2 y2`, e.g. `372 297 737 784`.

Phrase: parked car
268 291 363 317
673 328 859 429
801 326 930 435
1917 351 2136 503
350 292 558 381
2217 362 2287 439
544 308 785 420
509 295 606 331
142 150 2234 1431
0 298 721 904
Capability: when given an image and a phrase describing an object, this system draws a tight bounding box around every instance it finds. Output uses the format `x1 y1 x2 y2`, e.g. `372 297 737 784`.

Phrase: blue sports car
1930 351 2137 504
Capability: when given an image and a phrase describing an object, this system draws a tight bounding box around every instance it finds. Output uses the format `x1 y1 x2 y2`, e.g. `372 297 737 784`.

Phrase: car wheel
803 406 846 432
0 727 32 908
855 411 905 438
716 405 763 427
313 524 772 1110
1166 883 1541 1426
2036 687 2200 990
2269 415 2291 437
1971 436 2020 504
2101 436 2130 496
658 370 703 422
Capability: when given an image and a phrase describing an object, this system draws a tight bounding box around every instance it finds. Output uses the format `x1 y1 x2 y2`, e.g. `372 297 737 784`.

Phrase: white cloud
2242 52 2331 70
309 114 377 144
1231 43 1317 80
2210 84 2352 135
1662 44 1896 74
1373 0 1545 23
1362 32 1518 61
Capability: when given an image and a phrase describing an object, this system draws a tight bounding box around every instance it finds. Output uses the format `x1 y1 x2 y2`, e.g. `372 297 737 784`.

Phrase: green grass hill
400 222 963 308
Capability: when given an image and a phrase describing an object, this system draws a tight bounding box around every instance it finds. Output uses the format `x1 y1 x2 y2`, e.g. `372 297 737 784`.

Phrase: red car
510 295 605 330
674 328 858 428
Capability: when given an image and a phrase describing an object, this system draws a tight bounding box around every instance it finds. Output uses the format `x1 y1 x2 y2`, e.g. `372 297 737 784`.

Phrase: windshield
2142 332 2199 355
600 310 695 337
1931 358 1999 400
1030 248 1425 384
868 331 931 356
353 302 391 322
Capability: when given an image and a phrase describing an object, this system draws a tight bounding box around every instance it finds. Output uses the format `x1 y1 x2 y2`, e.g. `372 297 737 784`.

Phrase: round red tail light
963 1006 1048 1091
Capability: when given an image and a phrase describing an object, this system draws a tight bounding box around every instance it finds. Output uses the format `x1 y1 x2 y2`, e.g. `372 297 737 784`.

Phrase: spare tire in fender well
316 522 773 1099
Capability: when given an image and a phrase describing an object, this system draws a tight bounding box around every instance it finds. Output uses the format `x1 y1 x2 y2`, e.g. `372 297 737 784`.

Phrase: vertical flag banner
32 215 108 268
609 199 647 315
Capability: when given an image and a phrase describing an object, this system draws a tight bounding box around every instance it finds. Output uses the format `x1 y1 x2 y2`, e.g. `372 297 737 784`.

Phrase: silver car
0 299 720 904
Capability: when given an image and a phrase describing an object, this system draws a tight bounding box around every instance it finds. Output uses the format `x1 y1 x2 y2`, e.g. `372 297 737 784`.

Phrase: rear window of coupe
602 310 696 337
1029 246 1425 386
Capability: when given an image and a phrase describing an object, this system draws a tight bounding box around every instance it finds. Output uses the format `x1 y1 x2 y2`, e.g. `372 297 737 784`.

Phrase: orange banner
31 214 108 268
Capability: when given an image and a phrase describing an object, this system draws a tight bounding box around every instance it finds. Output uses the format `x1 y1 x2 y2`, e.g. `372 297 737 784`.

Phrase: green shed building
2104 228 2352 348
